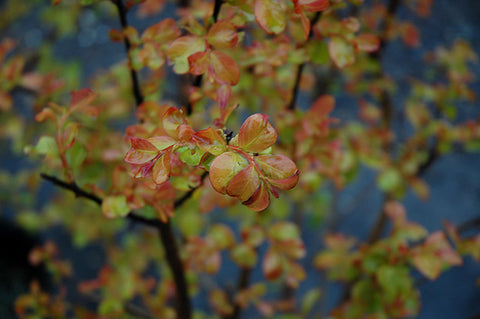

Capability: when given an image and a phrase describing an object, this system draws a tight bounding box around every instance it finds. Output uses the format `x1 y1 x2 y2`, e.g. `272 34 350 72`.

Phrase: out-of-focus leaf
254 0 286 35
328 36 355 68
207 21 238 49
167 36 206 74
102 195 130 218
209 50 240 85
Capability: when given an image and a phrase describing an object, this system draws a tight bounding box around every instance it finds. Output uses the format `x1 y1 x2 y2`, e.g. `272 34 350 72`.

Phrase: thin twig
82 291 154 319
213 0 223 23
111 0 144 106
224 267 253 319
287 12 322 111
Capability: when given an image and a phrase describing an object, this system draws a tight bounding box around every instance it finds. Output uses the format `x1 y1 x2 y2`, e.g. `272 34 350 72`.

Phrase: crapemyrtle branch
287 12 322 111
40 172 194 319
111 0 144 107
224 267 252 319
184 0 223 115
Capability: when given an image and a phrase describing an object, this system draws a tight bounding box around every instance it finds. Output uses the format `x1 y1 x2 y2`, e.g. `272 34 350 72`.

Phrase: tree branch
111 0 144 106
287 12 322 111
40 173 195 319
224 267 253 319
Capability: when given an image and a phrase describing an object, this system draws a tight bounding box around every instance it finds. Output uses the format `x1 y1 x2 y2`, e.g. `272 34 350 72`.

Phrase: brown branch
287 12 322 111
40 173 194 319
184 0 223 115
224 267 253 319
111 0 144 106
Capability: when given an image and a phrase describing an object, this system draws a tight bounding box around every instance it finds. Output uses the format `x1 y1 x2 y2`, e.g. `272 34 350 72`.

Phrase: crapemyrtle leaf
142 18 180 44
147 136 176 150
353 33 380 52
298 0 330 12
69 88 96 111
227 164 261 202
124 137 159 164
209 151 249 194
238 113 277 153
311 94 335 117
177 145 206 166
207 21 238 49
231 243 258 268
188 51 209 76
254 0 286 35
328 36 355 68
216 84 232 111
176 124 195 143
243 181 270 212
195 127 227 155
255 154 299 190
152 151 171 184
209 50 240 85
102 195 130 218
162 107 187 138
262 248 283 280
167 35 206 74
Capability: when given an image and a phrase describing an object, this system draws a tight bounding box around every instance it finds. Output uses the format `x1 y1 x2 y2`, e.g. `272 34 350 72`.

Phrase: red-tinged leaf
226 164 261 202
243 182 270 212
401 22 420 47
142 18 180 44
123 26 141 46
255 0 286 35
209 151 249 194
62 123 78 149
207 21 238 49
353 33 380 52
262 248 283 280
167 36 206 74
195 127 227 155
124 137 159 164
109 29 124 42
35 108 56 123
69 88 96 110
310 94 335 117
147 136 176 150
298 0 330 12
209 50 240 85
328 36 355 68
255 154 298 182
177 124 195 142
162 107 187 138
216 84 232 111
269 173 300 191
188 51 209 76
299 11 310 41
152 152 171 184
238 113 277 153
0 91 12 111
231 243 258 268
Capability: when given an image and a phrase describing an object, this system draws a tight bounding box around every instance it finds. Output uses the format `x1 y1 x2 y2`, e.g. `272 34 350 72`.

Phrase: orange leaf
227 164 261 202
262 248 283 280
238 113 277 153
195 127 227 155
162 107 187 138
328 36 355 68
255 154 299 190
207 21 238 50
142 18 180 44
243 181 270 212
167 35 206 74
254 0 286 35
152 152 171 184
209 50 240 85
353 34 380 52
124 137 159 164
209 151 249 194
298 0 329 12
69 88 96 111
188 51 209 76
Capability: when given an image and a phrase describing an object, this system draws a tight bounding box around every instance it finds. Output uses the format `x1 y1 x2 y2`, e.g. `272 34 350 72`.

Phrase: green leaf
66 142 87 168
254 0 286 34
377 169 402 192
35 136 59 156
231 243 257 267
308 40 330 65
177 146 206 166
301 289 322 315
328 36 355 68
102 195 130 218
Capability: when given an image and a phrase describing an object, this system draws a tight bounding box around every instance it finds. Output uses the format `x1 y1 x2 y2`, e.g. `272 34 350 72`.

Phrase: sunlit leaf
254 0 286 35
167 36 206 74
328 36 355 68
102 195 130 218
152 152 171 184
226 164 260 202
209 151 249 194
262 248 283 280
238 113 277 153
124 137 159 164
207 21 238 49
209 50 240 85
147 136 176 150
